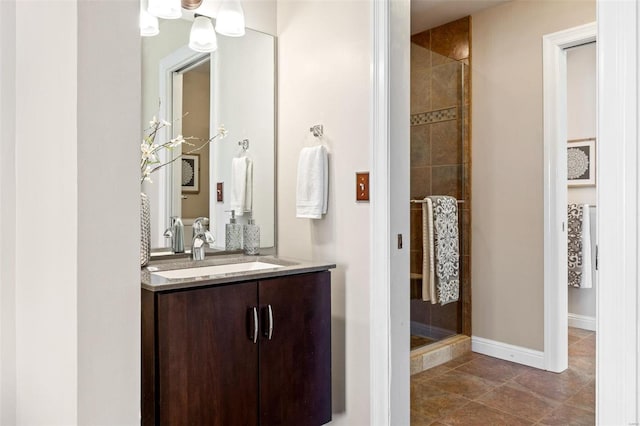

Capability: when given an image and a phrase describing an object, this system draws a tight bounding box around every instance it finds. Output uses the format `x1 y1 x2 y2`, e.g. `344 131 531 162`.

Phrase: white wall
567 43 597 205
567 43 596 321
211 30 275 249
276 1 371 424
77 1 141 422
1 0 140 424
472 0 595 351
15 2 79 422
0 1 17 424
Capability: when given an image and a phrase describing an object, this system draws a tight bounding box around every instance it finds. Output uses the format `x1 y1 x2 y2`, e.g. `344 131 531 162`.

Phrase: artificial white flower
141 115 228 185
169 135 185 147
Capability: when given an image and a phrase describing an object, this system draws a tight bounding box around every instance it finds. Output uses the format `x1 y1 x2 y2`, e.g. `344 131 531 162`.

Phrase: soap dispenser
243 213 260 255
171 216 185 253
225 210 242 250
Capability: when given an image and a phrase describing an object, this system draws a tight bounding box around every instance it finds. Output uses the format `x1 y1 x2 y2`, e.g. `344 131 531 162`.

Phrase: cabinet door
157 282 259 425
259 272 332 425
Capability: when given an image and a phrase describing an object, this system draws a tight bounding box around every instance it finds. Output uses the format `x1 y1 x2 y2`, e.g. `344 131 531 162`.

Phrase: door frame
370 0 410 425
374 2 640 425
542 22 596 373
596 1 639 422
156 46 209 243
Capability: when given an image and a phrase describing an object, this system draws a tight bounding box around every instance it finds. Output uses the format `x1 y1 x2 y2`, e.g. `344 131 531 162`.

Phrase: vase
140 192 151 267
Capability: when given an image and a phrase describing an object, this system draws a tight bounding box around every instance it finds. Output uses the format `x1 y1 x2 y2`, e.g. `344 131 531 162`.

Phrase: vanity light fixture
148 0 182 19
214 0 245 37
189 14 218 53
140 10 160 37
181 0 203 10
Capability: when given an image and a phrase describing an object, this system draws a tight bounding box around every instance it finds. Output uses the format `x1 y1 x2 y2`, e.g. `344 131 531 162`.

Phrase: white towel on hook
296 145 328 219
230 157 253 216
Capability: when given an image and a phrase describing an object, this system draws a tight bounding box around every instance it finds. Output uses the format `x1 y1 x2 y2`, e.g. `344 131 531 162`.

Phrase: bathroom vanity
141 256 335 426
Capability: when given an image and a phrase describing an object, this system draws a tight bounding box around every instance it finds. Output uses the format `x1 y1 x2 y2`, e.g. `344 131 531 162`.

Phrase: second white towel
296 145 328 219
230 156 253 216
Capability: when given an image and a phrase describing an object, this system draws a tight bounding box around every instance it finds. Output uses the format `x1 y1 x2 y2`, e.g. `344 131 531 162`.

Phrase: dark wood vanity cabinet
142 271 332 426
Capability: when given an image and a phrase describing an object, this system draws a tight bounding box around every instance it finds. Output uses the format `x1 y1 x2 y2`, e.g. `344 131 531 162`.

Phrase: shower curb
410 334 471 375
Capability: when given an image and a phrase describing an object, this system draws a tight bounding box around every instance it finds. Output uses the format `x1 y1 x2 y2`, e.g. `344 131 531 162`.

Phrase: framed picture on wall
181 154 200 193
567 138 596 187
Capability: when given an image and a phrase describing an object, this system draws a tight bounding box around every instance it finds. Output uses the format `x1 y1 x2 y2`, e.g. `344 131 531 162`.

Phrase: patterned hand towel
568 204 593 288
428 196 460 305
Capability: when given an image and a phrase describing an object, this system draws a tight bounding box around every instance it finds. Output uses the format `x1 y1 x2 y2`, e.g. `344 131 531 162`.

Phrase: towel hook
238 139 249 151
310 124 324 138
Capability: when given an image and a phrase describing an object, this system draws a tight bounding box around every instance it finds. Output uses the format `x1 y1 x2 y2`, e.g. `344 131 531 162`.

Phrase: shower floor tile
410 327 595 425
411 335 436 349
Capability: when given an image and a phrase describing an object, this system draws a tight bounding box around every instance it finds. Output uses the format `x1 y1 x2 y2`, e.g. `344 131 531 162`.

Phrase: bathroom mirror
142 19 275 253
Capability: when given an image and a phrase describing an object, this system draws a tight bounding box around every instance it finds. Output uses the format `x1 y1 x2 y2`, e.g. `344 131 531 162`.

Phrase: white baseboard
568 313 596 331
471 336 545 370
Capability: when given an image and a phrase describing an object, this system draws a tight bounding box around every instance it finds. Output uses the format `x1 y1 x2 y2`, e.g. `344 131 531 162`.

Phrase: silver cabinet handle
267 305 274 340
252 307 258 344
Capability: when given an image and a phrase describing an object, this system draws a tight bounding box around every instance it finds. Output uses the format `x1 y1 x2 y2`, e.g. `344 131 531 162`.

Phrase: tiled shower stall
409 17 472 368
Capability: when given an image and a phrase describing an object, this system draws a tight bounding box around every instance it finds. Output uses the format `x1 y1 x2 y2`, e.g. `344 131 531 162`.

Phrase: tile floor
411 327 595 425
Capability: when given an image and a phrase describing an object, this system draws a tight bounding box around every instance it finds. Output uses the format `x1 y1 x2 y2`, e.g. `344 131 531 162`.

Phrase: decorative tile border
411 106 457 126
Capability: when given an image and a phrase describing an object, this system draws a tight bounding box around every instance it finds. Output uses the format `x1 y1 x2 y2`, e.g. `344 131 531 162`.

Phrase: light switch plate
356 172 369 202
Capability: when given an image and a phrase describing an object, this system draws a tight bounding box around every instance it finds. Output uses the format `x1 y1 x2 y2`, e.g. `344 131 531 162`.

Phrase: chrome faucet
164 216 185 254
192 217 215 261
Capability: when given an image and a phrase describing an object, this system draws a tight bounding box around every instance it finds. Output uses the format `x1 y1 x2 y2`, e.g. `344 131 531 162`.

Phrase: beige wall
181 67 210 220
471 0 595 351
277 1 371 423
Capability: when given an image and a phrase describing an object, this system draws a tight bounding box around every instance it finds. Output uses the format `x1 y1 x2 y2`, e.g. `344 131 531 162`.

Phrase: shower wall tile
411 125 431 167
462 163 471 202
432 62 462 110
430 300 459 333
432 165 462 199
461 209 470 256
431 120 462 165
411 249 422 275
411 166 432 199
411 30 431 51
430 17 470 64
411 43 432 115
463 61 470 106
410 206 423 249
462 255 472 336
463 112 471 163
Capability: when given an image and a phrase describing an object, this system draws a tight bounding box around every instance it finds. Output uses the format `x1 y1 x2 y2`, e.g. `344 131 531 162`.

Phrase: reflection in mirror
142 19 275 254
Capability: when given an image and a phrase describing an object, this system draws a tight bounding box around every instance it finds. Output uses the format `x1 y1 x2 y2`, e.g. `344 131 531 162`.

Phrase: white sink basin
151 261 285 280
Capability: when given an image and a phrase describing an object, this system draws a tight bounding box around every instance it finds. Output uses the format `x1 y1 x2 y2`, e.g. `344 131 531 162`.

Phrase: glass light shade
181 0 203 10
148 0 181 19
215 0 245 37
189 16 218 52
140 10 160 37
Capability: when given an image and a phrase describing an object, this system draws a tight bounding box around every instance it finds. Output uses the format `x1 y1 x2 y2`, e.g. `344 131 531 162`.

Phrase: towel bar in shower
410 199 465 204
